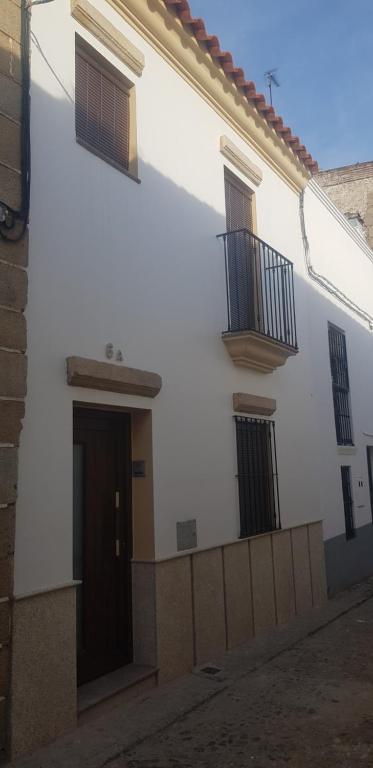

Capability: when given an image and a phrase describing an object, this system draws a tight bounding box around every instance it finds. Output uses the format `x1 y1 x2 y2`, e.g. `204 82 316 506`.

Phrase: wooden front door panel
73 407 132 685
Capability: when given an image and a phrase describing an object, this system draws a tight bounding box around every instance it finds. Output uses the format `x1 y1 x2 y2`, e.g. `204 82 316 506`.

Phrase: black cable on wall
299 189 373 329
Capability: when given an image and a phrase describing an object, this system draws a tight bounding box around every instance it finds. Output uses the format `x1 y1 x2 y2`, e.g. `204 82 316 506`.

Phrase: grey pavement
14 577 373 768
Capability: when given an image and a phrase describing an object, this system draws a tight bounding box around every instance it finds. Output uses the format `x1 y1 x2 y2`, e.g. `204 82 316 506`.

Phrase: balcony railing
217 229 298 350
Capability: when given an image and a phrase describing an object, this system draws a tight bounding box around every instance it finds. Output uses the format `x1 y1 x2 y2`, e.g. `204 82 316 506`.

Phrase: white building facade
8 0 373 756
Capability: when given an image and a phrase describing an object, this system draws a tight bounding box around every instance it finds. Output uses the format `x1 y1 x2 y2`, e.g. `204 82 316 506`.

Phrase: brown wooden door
224 169 255 331
73 407 132 685
224 169 253 233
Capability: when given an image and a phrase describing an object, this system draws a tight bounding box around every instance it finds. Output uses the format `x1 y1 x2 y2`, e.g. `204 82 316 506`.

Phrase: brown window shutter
224 170 253 232
113 86 130 168
75 50 130 171
75 52 88 140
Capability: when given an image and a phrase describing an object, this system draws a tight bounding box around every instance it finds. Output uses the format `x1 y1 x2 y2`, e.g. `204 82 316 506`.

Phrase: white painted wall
301 181 373 540
14 0 373 594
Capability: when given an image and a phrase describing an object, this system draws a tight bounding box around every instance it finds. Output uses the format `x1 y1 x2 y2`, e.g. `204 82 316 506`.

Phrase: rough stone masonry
0 0 28 758
317 161 373 249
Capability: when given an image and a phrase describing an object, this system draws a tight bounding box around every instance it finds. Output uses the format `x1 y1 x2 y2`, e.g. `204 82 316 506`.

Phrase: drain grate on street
199 665 222 676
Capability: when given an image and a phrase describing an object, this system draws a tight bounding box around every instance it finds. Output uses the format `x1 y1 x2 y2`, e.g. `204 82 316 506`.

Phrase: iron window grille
217 229 298 350
235 416 281 538
340 465 355 540
328 324 353 446
75 38 130 172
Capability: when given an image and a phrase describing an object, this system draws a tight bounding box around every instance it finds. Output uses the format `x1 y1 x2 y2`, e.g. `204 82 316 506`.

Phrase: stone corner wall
0 0 28 759
365 193 373 250
10 588 77 760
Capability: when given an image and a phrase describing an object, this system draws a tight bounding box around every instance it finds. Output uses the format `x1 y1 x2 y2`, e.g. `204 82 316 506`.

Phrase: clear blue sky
189 0 372 170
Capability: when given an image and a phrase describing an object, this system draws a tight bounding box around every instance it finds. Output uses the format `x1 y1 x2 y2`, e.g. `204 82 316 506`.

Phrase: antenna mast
264 68 280 106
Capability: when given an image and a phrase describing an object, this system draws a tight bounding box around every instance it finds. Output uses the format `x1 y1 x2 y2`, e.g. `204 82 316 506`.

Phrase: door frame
73 403 133 685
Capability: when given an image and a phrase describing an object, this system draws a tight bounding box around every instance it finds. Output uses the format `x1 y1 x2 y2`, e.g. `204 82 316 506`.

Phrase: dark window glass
235 416 280 537
328 324 353 445
341 465 355 540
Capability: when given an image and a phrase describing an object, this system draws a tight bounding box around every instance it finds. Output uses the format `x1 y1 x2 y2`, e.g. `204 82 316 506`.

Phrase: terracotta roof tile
163 0 318 173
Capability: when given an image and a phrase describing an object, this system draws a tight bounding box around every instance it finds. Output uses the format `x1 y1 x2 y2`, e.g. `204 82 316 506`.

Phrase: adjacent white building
7 0 373 756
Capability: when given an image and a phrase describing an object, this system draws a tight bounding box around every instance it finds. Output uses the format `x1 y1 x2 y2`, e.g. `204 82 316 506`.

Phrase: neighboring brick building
317 161 373 249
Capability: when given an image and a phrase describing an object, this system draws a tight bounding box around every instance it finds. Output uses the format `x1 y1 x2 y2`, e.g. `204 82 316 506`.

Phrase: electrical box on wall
132 460 146 478
177 519 197 551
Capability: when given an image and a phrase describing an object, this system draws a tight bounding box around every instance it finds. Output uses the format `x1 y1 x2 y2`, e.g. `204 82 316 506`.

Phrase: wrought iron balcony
218 229 298 373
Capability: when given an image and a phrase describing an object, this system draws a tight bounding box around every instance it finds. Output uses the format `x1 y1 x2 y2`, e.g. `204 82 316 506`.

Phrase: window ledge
71 0 145 76
337 445 356 455
222 330 298 373
76 137 141 183
233 392 276 416
220 135 263 187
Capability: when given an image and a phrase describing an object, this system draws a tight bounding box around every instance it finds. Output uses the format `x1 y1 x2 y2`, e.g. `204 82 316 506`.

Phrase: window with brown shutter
75 36 138 179
224 168 254 234
224 168 259 332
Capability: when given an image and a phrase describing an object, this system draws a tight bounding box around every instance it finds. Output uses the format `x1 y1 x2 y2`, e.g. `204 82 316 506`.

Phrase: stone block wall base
10 586 77 760
7 524 326 757
155 558 194 683
135 521 327 685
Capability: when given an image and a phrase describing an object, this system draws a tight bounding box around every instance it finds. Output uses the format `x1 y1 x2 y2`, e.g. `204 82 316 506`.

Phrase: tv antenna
264 68 280 106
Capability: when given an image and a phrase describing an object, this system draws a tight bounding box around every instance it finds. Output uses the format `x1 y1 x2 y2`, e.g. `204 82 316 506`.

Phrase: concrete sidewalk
13 577 373 768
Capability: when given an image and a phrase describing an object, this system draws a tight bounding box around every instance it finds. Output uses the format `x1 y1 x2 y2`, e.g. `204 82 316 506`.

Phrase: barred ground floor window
235 416 280 538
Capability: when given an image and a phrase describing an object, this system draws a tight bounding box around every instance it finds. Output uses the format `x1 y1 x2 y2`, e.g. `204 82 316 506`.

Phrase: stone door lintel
66 356 162 398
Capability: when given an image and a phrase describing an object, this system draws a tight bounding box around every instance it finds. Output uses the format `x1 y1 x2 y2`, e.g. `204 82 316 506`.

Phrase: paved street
113 598 373 768
15 579 373 768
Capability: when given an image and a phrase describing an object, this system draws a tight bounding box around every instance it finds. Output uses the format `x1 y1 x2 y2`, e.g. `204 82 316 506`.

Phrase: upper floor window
75 36 138 180
328 323 353 445
219 168 297 364
224 168 254 234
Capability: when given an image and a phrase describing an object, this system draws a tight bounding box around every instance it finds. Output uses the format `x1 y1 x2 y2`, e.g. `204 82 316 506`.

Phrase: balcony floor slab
222 329 298 373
